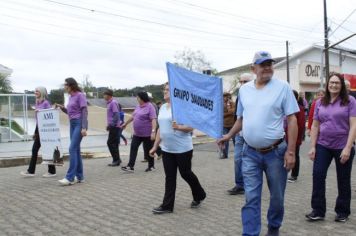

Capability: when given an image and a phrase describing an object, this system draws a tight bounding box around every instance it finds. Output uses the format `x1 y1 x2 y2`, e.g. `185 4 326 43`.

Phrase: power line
329 8 356 37
39 0 284 43
160 0 322 34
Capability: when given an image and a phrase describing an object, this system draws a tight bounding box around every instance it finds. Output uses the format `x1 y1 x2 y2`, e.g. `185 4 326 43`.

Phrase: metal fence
0 94 36 142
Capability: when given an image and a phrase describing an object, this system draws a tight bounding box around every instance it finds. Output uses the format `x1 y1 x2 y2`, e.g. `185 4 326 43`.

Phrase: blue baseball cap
252 51 275 65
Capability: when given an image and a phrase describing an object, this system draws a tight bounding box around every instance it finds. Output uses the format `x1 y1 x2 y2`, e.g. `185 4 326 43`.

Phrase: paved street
1 141 356 236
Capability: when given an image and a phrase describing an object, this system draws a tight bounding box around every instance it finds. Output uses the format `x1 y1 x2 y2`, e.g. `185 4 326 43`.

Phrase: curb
0 138 215 168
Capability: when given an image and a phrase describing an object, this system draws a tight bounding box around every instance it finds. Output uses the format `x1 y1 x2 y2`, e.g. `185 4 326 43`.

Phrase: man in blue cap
218 51 299 236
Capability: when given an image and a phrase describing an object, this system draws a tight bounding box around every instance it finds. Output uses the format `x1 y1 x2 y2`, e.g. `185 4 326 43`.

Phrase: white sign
37 108 63 165
299 61 340 84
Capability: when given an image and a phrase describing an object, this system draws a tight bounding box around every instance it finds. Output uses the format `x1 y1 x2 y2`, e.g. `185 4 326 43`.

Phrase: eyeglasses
329 81 341 85
240 80 248 84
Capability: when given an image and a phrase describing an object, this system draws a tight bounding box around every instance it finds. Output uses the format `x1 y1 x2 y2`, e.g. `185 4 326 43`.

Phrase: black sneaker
108 161 121 167
335 214 348 222
265 227 279 236
191 194 206 208
227 186 245 195
145 167 156 172
152 206 173 214
287 176 297 183
305 211 324 221
121 166 134 173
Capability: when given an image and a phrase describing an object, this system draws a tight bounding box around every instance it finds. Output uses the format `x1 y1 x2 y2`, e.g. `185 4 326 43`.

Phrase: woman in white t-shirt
149 83 206 214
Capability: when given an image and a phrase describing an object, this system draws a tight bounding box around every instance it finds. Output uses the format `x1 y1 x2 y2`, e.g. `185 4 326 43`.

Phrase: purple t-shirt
36 99 51 110
67 92 87 120
35 99 51 124
107 99 119 126
314 96 356 149
132 102 157 137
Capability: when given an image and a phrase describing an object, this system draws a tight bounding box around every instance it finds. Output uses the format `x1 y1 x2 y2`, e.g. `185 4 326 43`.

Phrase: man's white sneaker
20 171 35 177
58 178 75 186
42 173 57 178
74 177 85 183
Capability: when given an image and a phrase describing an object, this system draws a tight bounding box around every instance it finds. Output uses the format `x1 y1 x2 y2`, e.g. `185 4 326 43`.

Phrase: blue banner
166 62 223 139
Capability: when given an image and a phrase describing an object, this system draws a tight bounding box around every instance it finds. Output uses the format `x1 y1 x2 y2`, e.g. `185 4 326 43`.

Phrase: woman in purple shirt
56 78 88 185
21 87 56 177
121 91 157 172
306 73 356 222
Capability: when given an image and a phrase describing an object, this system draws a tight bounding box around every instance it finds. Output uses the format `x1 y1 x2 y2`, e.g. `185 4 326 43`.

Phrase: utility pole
323 0 330 79
286 41 290 84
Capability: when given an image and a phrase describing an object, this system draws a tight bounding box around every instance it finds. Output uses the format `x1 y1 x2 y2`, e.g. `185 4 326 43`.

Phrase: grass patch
0 118 24 134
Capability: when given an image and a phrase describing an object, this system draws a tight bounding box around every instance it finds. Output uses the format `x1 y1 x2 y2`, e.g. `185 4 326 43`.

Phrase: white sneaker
20 171 35 177
42 173 57 178
74 177 85 183
58 178 75 186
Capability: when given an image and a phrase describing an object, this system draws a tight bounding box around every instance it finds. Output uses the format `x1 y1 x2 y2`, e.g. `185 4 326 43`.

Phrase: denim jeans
65 119 83 182
311 144 354 217
223 127 235 158
234 135 244 188
241 141 288 236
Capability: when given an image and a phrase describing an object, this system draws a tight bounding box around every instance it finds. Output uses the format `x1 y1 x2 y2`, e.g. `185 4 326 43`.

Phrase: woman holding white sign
21 87 56 177
56 78 88 186
149 83 206 214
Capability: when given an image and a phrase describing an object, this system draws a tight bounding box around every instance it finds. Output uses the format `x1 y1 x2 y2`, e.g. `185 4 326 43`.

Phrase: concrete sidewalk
0 142 355 235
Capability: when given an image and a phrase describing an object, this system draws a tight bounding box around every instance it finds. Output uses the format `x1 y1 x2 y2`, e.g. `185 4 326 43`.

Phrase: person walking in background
227 73 253 195
306 73 356 223
299 91 309 116
221 92 235 159
117 103 128 146
218 51 299 236
56 78 88 185
150 83 206 214
21 86 56 178
286 90 305 183
121 91 157 172
306 89 325 136
104 89 121 167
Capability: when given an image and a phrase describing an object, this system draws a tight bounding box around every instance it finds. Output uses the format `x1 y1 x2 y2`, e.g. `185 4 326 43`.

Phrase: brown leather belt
248 138 284 154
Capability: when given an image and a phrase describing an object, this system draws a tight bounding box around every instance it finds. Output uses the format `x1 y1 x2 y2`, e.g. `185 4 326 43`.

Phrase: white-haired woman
21 87 56 177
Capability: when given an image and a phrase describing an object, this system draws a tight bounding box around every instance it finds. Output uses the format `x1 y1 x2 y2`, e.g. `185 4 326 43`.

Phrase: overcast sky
0 0 356 92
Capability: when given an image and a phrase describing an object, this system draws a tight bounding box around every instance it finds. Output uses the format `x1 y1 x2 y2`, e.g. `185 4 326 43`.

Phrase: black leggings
161 150 206 210
28 128 56 174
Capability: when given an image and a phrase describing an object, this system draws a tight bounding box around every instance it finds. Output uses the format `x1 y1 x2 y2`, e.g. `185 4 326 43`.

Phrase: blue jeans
65 119 83 182
311 144 354 217
234 135 244 188
223 127 235 158
241 141 288 236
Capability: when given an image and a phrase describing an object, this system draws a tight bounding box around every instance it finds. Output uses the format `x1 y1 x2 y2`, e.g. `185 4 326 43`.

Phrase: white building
217 45 356 96
273 45 356 93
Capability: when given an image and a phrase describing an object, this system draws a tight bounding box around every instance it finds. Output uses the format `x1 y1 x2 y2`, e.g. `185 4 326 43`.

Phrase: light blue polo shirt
237 78 299 148
158 103 193 153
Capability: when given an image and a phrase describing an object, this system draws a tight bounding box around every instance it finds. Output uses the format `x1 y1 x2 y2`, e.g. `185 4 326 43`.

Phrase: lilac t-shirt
132 102 157 137
314 96 356 149
107 99 120 126
67 92 87 120
35 100 51 124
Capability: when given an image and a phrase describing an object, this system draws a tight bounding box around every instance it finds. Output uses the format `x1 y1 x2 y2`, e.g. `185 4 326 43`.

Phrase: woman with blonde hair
21 86 56 177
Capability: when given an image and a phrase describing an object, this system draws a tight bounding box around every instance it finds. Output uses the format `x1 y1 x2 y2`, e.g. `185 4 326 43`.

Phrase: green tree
174 48 215 73
81 75 95 98
0 74 13 93
48 89 64 105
